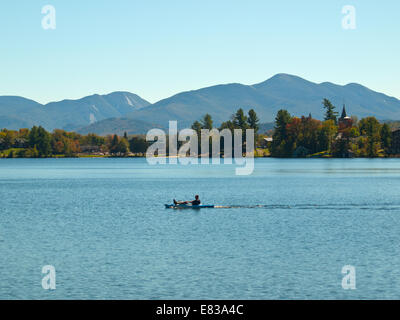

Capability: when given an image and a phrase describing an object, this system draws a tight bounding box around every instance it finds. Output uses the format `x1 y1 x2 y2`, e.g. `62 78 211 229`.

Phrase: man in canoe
173 195 201 206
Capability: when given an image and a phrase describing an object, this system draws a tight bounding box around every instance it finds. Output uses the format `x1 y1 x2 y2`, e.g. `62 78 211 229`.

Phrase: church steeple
338 104 352 129
340 104 348 119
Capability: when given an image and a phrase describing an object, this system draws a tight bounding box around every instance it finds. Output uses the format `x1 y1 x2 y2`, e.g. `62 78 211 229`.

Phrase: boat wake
214 204 400 211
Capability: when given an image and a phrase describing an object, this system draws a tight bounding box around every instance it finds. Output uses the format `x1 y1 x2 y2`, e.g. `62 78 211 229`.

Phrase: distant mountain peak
345 82 367 89
270 73 301 80
253 73 315 88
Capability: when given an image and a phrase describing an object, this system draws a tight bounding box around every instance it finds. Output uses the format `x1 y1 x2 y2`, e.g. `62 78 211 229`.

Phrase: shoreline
1 155 400 159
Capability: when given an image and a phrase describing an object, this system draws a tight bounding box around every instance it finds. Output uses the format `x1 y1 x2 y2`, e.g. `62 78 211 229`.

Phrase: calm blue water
1 158 400 299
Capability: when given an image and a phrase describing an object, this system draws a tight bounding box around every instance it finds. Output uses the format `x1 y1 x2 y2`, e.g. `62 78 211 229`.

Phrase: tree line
0 127 149 158
190 108 261 154
191 108 260 134
271 99 393 157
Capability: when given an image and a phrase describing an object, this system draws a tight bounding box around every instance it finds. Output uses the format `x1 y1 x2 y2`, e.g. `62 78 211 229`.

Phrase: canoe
165 204 215 209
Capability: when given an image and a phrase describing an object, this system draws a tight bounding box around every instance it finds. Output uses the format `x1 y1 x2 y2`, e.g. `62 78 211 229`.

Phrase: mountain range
1 74 400 135
0 92 150 131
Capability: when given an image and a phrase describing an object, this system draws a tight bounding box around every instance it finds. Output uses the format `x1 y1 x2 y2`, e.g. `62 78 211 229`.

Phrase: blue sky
1 0 399 104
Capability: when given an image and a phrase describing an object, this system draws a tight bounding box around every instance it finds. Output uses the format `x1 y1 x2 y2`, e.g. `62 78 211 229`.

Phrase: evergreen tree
380 123 392 153
323 99 338 124
129 136 149 153
28 126 39 148
118 138 130 155
233 108 249 129
220 120 235 131
111 134 119 147
191 121 202 135
201 114 213 130
36 126 52 157
247 109 260 134
109 135 129 155
109 134 119 154
271 109 292 157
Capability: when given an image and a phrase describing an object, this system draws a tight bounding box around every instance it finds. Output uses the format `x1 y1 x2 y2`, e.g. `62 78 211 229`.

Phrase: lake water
1 158 400 299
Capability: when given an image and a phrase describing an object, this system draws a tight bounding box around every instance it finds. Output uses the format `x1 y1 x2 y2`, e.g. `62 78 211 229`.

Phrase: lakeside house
261 137 273 150
80 145 102 153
